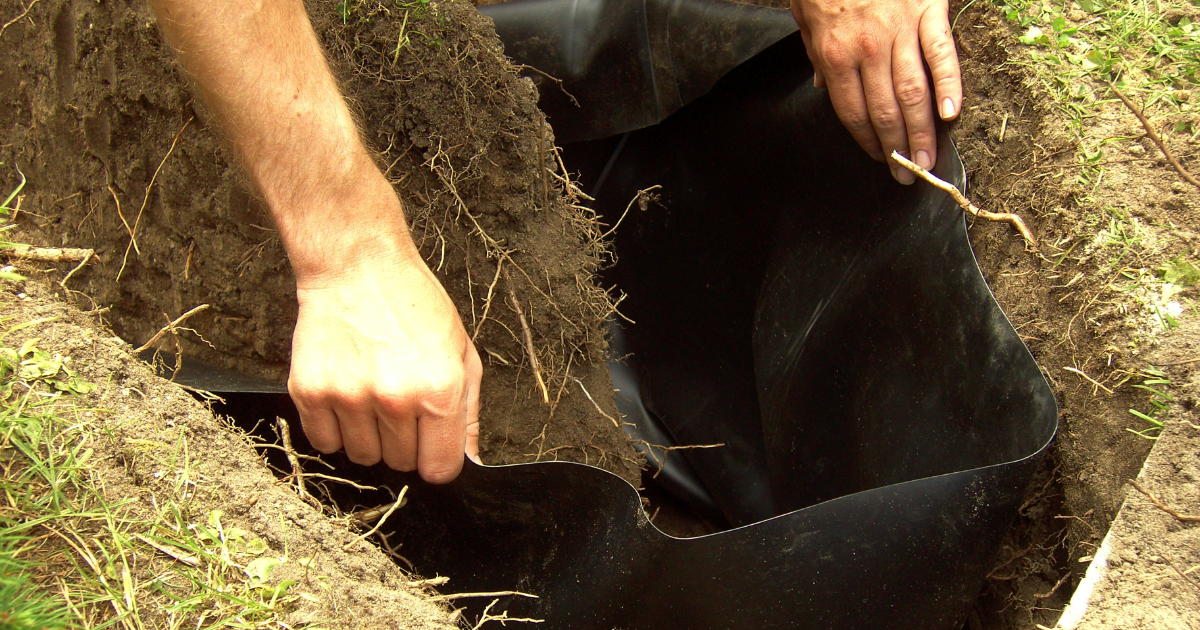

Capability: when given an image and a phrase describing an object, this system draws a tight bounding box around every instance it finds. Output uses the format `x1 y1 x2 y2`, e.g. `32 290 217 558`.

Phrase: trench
160 1 1072 628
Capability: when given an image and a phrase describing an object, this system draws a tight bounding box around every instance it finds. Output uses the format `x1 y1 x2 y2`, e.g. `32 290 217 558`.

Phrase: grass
997 0 1200 188
0 310 309 630
0 175 310 629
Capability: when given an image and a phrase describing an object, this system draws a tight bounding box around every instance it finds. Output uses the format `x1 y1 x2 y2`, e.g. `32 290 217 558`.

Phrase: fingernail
941 97 956 120
916 150 933 171
892 166 915 185
469 453 482 466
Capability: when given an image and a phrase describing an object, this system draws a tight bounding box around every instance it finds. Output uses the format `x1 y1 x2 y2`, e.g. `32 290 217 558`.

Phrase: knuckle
924 38 957 67
934 74 960 94
853 33 881 60
839 109 871 130
818 42 855 70
893 77 928 108
871 109 903 130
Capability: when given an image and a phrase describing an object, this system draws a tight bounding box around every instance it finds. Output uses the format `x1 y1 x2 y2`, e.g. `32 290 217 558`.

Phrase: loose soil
0 0 641 484
0 277 458 628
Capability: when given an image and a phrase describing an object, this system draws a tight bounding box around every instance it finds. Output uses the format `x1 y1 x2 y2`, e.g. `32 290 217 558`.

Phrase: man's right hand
289 240 482 484
148 0 482 483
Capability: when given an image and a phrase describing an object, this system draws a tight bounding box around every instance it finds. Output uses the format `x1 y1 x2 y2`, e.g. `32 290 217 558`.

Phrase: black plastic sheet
176 2 1059 627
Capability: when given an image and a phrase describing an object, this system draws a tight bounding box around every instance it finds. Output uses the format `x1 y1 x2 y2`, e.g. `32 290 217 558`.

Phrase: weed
1127 367 1171 438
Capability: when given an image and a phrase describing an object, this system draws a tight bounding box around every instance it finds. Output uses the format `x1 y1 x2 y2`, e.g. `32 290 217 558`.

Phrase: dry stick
643 442 726 479
118 116 193 280
304 473 379 492
472 258 504 341
432 590 539 602
0 0 42 37
471 599 545 630
1110 83 1200 191
1130 479 1200 522
1 244 93 262
352 496 411 524
133 304 209 353
600 185 661 240
107 185 136 247
343 485 408 551
133 533 200 568
890 151 1037 246
505 269 550 404
60 250 94 290
275 417 308 500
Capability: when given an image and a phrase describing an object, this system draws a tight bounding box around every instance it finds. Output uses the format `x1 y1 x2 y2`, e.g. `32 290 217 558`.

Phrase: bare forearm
148 0 414 281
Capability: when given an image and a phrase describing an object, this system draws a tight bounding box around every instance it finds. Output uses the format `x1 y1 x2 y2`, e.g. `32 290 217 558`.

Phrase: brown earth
953 1 1200 628
0 0 641 483
4 0 1199 627
0 276 458 628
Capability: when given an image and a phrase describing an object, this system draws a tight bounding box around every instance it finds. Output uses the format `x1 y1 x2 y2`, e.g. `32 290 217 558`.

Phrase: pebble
1128 144 1146 156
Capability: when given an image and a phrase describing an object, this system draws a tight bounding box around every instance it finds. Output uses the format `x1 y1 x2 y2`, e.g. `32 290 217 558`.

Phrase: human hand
790 0 962 184
288 244 483 484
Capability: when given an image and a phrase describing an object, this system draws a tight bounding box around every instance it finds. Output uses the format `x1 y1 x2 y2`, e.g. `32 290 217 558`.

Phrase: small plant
1127 368 1171 439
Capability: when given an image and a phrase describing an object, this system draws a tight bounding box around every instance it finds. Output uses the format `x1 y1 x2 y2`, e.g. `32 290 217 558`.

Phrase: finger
415 379 468 484
332 399 383 466
791 6 825 88
861 56 913 183
292 397 343 453
824 64 884 162
464 346 483 464
376 395 419 471
892 34 937 171
919 7 962 121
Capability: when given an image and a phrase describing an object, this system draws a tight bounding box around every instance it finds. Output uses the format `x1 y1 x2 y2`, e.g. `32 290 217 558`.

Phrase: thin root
891 151 1037 246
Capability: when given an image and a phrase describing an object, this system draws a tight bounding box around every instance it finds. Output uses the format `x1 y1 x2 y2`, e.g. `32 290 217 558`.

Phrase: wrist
272 163 423 287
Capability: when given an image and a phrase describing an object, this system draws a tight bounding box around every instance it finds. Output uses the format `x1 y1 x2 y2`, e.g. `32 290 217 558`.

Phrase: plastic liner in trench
176 1 1059 628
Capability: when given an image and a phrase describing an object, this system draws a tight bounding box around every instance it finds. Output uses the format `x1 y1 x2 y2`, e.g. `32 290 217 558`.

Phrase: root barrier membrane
181 1 1058 627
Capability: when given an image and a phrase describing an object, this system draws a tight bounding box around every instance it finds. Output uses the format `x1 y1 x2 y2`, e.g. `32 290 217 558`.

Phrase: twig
600 185 661 240
572 377 618 427
133 533 199 567
473 258 504 341
275 417 307 500
505 269 549 404
433 590 539 602
408 576 451 588
248 442 335 468
351 496 411 524
118 116 193 280
343 486 407 551
891 151 1037 246
305 472 379 492
1062 366 1113 395
1032 573 1070 599
133 304 209 353
641 441 726 479
1130 479 1200 522
1 244 93 262
0 0 41 38
471 598 545 630
60 250 94 290
1110 83 1200 191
